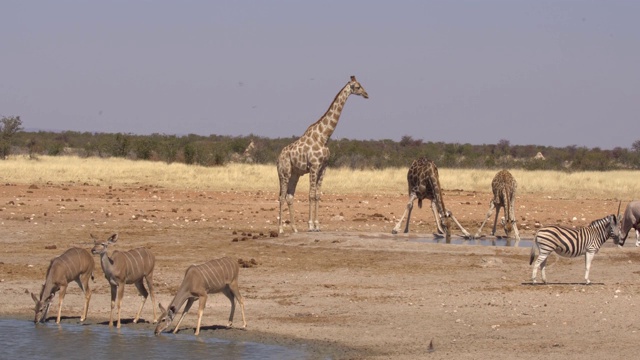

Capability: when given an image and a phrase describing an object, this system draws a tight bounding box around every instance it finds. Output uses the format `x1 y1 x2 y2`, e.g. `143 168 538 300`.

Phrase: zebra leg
635 229 639 247
532 253 549 284
584 251 596 285
540 258 548 284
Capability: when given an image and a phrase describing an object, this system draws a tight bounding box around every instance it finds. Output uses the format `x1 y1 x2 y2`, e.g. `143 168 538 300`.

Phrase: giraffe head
440 210 453 238
348 75 369 99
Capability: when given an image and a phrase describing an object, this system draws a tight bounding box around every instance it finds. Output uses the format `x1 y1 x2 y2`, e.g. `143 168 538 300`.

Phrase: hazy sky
1 1 638 150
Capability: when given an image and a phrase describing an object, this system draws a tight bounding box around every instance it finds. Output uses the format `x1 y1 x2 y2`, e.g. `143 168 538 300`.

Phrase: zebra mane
588 214 614 227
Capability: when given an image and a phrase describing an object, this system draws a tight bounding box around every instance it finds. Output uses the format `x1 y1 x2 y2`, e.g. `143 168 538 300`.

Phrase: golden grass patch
1 155 638 200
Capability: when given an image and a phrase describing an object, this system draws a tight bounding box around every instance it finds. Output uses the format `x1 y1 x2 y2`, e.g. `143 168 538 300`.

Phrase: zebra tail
529 235 539 265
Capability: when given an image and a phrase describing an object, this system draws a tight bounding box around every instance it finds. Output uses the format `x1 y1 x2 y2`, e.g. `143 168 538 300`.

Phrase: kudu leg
133 280 149 324
227 281 246 328
109 285 117 327
173 298 195 334
115 284 125 328
56 285 67 324
146 274 157 323
76 276 92 322
195 295 208 336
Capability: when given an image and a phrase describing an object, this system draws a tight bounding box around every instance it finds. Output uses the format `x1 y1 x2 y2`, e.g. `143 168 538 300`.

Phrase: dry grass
1 155 638 200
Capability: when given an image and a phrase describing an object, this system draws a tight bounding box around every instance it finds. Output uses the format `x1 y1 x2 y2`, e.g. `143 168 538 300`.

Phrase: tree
0 116 24 158
631 139 640 153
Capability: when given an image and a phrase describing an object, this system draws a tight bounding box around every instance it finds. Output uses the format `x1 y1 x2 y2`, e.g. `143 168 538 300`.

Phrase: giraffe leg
282 174 300 233
308 168 321 232
474 201 496 238
431 200 445 234
310 164 328 232
278 169 289 234
492 204 502 236
510 204 521 246
448 212 471 238
392 193 416 234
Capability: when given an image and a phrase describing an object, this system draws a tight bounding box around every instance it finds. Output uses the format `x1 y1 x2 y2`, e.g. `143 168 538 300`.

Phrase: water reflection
416 236 533 247
0 319 308 360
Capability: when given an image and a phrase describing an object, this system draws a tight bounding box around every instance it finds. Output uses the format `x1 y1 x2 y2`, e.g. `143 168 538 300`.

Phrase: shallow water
0 318 308 360
415 236 533 247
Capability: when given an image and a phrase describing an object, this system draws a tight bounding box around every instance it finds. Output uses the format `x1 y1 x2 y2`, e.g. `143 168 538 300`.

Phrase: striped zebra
529 214 620 284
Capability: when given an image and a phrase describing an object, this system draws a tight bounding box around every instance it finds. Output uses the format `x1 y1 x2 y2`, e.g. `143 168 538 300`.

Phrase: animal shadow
177 324 244 334
97 318 151 326
44 315 82 323
521 282 605 286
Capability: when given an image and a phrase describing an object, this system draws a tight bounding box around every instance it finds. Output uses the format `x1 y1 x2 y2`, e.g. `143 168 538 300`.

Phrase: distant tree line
2 116 640 171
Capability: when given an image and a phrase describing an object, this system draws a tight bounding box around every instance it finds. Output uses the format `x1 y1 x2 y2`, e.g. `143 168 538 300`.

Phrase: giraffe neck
303 83 351 145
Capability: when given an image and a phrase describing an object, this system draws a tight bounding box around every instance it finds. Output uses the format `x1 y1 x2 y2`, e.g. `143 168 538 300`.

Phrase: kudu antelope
154 257 246 336
91 233 157 328
618 200 640 247
31 247 94 324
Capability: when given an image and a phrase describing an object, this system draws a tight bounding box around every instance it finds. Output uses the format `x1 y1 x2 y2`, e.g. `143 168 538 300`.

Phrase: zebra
529 214 620 284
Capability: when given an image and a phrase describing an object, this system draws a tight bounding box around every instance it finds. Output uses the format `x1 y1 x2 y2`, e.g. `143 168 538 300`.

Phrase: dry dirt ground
1 182 639 359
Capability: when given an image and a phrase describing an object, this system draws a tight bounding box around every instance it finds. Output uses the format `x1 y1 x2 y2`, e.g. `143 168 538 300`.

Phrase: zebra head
607 214 622 246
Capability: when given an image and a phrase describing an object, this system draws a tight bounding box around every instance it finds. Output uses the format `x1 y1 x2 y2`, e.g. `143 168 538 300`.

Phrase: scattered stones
238 258 258 268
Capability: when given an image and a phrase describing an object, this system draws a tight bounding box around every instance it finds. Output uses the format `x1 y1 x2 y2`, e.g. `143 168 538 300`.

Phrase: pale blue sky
1 0 638 149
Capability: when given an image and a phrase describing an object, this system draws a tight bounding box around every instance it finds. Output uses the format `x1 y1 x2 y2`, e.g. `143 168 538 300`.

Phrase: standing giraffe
391 158 471 238
474 169 520 243
277 76 369 234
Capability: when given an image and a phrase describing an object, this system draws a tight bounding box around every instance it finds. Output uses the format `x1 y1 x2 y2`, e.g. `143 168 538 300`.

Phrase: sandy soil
1 182 638 359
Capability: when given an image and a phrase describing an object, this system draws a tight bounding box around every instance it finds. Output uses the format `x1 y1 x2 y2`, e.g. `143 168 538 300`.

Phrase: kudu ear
158 302 166 314
31 292 39 304
90 233 100 245
107 233 118 244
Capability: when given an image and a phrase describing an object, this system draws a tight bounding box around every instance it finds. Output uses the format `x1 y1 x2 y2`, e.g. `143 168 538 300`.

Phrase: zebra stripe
529 214 620 284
